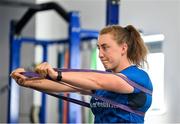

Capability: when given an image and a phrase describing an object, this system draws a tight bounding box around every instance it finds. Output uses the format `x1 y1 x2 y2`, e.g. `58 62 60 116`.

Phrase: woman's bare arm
60 71 134 94
10 68 91 94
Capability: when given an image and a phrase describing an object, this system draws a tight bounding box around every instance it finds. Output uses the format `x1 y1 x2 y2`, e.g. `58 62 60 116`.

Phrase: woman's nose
99 49 104 59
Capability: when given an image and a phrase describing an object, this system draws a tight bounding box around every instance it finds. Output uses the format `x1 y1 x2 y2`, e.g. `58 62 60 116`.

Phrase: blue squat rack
8 0 119 123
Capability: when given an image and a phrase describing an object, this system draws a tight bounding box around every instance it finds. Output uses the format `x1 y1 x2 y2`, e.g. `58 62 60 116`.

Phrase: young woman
11 25 153 123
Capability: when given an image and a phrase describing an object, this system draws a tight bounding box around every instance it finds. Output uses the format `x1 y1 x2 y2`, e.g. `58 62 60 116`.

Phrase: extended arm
59 71 134 94
11 62 134 94
10 68 91 94
35 62 134 94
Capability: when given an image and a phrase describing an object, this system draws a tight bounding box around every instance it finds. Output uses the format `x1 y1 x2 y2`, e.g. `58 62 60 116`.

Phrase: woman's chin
104 65 110 70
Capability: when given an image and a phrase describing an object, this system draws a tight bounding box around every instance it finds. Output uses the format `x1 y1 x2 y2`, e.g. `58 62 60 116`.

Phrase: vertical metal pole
106 0 120 25
39 44 48 123
8 21 21 123
68 11 82 123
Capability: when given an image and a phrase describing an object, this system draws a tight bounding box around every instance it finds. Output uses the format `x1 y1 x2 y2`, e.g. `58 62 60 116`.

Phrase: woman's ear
121 43 128 56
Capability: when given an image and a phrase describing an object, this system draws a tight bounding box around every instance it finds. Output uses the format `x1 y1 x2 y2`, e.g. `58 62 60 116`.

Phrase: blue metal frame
106 0 119 25
68 11 82 123
8 0 119 123
80 30 99 40
8 36 68 123
39 44 48 123
7 17 99 124
20 37 68 45
8 21 21 123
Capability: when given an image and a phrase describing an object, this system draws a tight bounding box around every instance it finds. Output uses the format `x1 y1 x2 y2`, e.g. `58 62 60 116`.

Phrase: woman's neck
112 59 132 73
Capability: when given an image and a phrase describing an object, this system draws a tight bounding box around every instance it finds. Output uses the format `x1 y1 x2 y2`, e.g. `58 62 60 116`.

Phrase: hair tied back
124 26 130 33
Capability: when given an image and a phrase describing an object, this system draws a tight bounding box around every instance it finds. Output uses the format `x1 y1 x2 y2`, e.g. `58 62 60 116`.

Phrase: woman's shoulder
121 65 152 90
121 65 149 79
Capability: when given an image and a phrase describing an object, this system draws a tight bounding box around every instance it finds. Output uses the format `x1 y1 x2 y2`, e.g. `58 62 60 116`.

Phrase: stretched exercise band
20 68 152 116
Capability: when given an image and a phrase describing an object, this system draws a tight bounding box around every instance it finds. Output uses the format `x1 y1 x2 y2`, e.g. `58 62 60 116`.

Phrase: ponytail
125 25 148 67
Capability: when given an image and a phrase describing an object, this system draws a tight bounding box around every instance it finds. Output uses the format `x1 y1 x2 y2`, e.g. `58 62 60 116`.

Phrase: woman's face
97 34 127 71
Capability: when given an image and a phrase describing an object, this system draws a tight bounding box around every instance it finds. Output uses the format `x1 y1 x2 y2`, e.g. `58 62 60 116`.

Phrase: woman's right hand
10 68 28 87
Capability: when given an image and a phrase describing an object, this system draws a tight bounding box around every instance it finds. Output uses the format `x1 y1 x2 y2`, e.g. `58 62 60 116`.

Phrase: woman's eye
103 46 108 50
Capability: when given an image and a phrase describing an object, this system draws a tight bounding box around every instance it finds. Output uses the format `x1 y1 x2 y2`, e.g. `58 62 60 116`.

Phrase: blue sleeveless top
90 65 153 123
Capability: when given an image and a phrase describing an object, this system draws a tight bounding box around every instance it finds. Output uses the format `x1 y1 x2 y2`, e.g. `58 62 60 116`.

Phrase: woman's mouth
102 60 109 64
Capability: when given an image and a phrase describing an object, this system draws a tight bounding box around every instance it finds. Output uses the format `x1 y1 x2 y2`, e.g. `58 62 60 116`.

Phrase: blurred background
0 0 180 123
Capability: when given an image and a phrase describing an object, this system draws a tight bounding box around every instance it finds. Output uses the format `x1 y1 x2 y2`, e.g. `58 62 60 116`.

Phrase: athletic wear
90 65 153 123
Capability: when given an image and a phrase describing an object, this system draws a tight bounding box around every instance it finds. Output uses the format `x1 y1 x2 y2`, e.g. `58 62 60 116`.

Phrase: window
143 34 166 115
145 52 165 115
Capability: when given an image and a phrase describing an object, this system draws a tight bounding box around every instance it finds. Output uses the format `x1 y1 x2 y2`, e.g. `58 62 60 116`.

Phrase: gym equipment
8 0 119 123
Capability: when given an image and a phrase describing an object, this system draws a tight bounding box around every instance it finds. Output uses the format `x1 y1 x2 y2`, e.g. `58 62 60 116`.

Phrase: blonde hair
99 25 148 67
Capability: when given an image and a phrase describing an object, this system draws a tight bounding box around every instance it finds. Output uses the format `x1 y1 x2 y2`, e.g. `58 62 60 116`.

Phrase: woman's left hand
35 62 57 80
